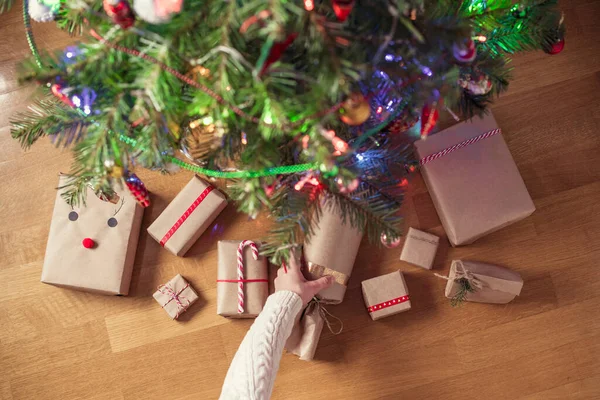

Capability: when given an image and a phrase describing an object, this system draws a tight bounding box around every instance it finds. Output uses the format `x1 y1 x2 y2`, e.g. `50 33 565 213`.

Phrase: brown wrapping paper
217 240 269 318
304 201 364 304
147 175 227 256
285 301 325 361
414 113 535 246
153 274 199 319
362 271 411 321
41 174 144 295
444 260 523 304
400 227 439 269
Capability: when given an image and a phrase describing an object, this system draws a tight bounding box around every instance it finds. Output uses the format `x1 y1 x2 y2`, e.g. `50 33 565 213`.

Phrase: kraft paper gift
217 240 269 318
304 200 364 304
147 175 227 256
442 260 523 305
400 227 439 269
41 174 144 295
362 270 411 321
286 298 343 361
153 274 199 319
414 113 535 246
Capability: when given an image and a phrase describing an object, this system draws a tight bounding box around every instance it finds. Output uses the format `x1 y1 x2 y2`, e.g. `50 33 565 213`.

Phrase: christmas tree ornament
186 65 211 81
543 30 565 55
51 83 75 107
381 232 401 248
260 33 298 75
133 0 182 24
453 39 476 63
103 0 135 29
420 104 439 138
332 0 355 22
385 109 418 134
28 0 60 22
459 74 493 95
180 118 223 164
511 3 528 18
125 173 150 207
339 93 370 126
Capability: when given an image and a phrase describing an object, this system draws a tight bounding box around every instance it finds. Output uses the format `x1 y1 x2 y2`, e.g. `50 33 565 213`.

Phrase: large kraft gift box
444 260 523 304
304 200 364 304
41 174 144 295
147 175 227 256
414 113 535 246
217 240 269 318
362 270 411 321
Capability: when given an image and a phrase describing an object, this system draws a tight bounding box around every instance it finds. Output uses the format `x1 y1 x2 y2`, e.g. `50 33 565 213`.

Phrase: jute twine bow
434 260 484 290
157 282 190 319
305 297 343 335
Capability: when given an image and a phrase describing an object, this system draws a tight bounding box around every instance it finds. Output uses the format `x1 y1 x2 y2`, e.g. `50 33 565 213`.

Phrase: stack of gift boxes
39 111 533 360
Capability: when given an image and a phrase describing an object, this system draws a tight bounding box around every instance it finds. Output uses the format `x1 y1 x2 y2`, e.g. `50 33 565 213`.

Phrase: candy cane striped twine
419 128 501 166
237 240 259 314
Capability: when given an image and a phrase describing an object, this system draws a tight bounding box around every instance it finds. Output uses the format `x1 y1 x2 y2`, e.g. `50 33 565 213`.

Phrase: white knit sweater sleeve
219 290 303 400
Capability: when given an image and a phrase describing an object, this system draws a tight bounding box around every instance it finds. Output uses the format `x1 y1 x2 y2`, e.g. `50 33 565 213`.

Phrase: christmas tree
3 0 564 262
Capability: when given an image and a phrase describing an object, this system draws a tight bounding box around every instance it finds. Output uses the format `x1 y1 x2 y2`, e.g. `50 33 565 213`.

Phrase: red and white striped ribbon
237 240 259 314
419 128 502 166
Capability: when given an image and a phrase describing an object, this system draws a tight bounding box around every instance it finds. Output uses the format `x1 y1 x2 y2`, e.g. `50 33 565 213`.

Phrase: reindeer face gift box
40 175 144 295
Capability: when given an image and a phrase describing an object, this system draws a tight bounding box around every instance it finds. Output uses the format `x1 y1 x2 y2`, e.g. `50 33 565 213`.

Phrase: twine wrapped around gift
156 282 191 319
304 297 343 335
435 261 485 307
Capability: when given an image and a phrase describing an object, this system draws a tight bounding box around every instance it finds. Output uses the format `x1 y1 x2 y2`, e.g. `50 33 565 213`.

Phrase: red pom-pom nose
82 238 96 249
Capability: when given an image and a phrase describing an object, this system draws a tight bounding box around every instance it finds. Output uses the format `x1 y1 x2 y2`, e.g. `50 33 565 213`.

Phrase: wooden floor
1 1 600 399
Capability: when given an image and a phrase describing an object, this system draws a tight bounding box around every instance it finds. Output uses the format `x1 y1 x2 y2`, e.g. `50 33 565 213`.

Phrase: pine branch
10 96 89 149
0 0 12 13
450 277 476 307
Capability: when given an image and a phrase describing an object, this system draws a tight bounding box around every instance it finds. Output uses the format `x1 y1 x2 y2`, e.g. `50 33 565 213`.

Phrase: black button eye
68 211 78 221
107 217 118 227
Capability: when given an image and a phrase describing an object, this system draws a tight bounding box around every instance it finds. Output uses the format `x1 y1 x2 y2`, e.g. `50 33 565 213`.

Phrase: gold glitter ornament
339 93 370 126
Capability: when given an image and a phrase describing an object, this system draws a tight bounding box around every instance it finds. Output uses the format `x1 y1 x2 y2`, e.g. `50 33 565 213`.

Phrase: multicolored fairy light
303 0 314 11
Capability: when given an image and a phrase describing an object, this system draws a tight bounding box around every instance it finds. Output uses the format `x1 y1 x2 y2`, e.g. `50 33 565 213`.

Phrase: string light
474 35 487 42
304 0 314 11
241 132 248 145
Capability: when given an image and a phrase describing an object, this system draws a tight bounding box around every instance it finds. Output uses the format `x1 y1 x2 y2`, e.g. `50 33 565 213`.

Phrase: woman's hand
274 254 333 306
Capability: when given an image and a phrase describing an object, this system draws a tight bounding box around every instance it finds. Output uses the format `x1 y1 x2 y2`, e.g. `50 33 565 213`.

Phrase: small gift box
153 274 199 319
217 240 269 318
304 200 364 304
362 271 411 321
285 298 343 361
440 260 524 305
147 175 227 256
41 174 144 295
414 113 535 246
400 227 439 270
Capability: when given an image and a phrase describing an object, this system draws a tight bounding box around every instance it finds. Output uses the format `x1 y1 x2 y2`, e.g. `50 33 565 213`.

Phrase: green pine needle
450 277 477 307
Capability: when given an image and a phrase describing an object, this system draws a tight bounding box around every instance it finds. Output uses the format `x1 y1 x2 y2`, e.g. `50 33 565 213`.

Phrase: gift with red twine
153 274 199 319
362 270 411 321
414 112 535 247
217 240 269 318
147 175 227 256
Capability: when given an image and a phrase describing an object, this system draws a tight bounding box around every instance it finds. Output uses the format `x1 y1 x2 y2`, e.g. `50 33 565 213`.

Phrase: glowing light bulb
304 0 314 11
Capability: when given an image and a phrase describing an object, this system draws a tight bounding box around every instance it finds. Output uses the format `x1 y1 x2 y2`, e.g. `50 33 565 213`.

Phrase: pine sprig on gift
450 277 477 307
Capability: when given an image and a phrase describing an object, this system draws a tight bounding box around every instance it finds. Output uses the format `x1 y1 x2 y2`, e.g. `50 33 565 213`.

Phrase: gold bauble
186 65 211 81
181 119 222 163
339 93 371 126
110 165 124 178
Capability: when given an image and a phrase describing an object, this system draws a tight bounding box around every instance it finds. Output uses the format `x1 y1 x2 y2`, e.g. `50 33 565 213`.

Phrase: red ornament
545 37 565 55
332 0 355 22
453 39 476 63
51 84 74 107
420 104 439 138
386 111 418 135
82 238 96 249
381 232 401 248
125 173 150 207
103 0 135 29
261 33 298 75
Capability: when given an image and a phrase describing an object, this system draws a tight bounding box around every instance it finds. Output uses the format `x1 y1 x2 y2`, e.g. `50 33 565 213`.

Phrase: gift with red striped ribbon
362 270 411 321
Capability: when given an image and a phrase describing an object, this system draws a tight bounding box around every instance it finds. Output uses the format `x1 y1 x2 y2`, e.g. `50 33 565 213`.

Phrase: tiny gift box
41 174 144 295
304 200 364 304
443 260 523 305
147 175 227 256
153 274 199 319
400 227 439 269
414 113 535 246
217 240 269 318
362 270 411 321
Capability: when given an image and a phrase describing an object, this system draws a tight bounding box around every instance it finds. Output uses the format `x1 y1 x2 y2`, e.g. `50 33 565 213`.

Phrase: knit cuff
266 290 303 317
